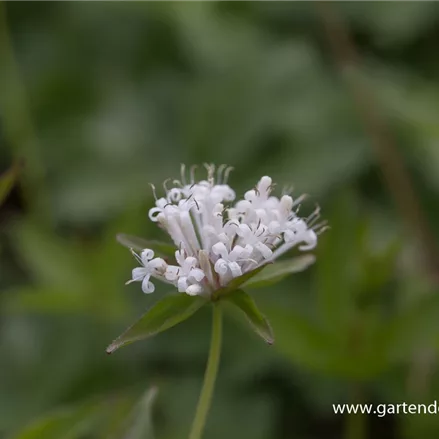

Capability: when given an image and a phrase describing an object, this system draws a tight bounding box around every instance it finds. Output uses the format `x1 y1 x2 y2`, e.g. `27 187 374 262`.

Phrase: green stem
189 304 223 439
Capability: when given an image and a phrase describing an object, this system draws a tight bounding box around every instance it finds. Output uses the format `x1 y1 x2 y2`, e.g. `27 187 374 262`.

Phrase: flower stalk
189 304 223 439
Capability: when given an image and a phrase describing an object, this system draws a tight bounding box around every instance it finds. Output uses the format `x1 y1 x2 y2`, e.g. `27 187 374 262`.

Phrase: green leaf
213 265 267 299
243 255 316 289
10 401 101 439
10 396 134 439
5 287 89 314
315 191 360 336
381 286 439 361
11 221 89 291
116 233 175 257
225 289 274 344
265 305 336 373
0 160 22 205
119 387 158 439
106 294 207 353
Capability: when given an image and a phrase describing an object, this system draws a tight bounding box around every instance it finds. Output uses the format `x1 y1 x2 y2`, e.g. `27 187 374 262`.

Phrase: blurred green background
2 2 439 439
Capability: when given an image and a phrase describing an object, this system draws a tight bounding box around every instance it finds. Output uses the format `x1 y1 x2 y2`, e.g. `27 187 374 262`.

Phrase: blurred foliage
0 160 21 205
2 2 439 439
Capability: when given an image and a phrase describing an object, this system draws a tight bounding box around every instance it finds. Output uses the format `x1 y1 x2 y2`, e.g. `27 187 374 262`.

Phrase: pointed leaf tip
106 294 207 354
225 289 274 344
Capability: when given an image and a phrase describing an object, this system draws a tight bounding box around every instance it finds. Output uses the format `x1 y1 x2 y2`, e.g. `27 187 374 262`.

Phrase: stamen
223 166 234 184
312 220 329 233
190 165 198 184
256 228 265 237
281 184 294 196
163 178 171 193
306 205 321 225
204 163 215 184
130 249 143 265
217 164 227 184
149 183 158 201
268 182 277 193
180 163 187 185
293 194 308 208
317 226 330 235
308 215 323 228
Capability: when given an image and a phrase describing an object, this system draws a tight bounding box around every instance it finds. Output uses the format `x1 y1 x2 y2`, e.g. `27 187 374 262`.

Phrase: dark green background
2 2 439 439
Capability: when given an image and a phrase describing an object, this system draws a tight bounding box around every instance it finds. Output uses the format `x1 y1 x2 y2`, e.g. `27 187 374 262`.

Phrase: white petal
242 244 253 259
175 249 186 267
148 207 163 222
190 268 205 282
255 242 273 259
280 195 293 212
141 249 154 263
284 230 296 243
186 284 203 296
214 259 228 275
131 267 147 281
212 242 228 259
228 261 242 278
149 257 167 271
244 190 257 202
229 245 244 262
178 276 188 293
168 188 182 202
165 265 180 281
156 197 168 208
236 223 251 238
141 275 155 293
180 211 201 253
298 230 317 251
183 256 197 272
268 220 281 234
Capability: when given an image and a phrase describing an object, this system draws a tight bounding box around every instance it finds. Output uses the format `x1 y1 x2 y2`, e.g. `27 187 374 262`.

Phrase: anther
180 163 187 185
190 165 198 184
149 183 158 201
217 164 227 184
163 178 171 193
223 166 234 184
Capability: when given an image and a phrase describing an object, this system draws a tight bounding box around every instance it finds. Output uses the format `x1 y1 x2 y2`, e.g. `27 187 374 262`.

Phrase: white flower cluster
127 164 324 296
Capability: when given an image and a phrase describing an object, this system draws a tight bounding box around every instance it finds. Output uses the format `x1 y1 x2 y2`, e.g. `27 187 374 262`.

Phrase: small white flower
212 242 253 286
125 164 326 297
126 249 167 294
165 249 205 295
